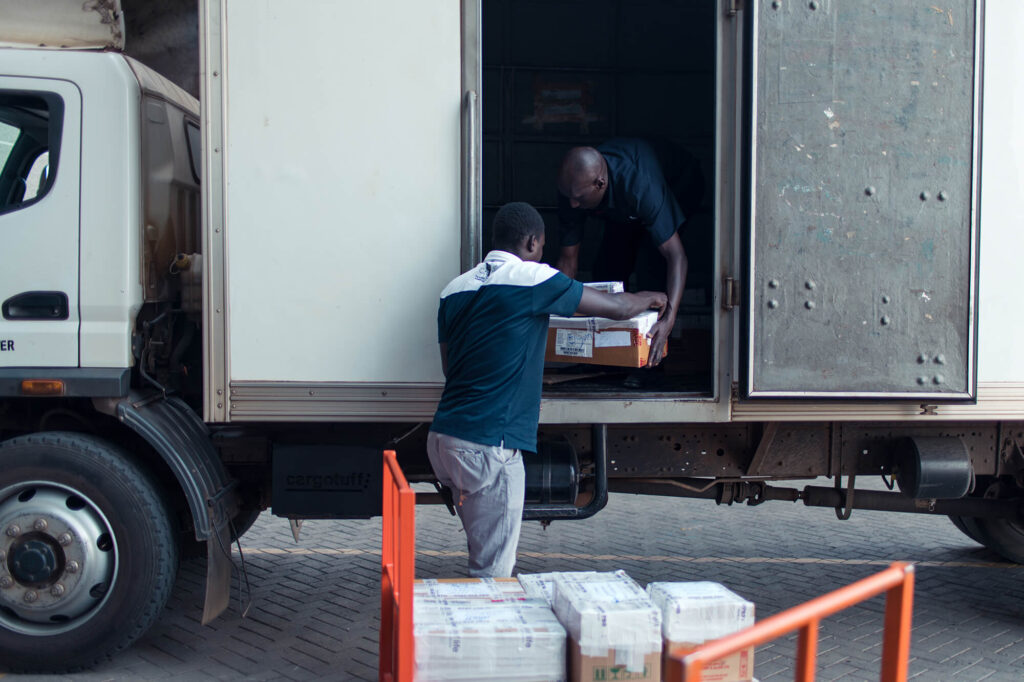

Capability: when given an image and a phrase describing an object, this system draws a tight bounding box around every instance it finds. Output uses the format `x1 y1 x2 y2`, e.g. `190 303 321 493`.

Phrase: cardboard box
518 572 598 606
664 641 753 682
546 310 664 368
414 577 527 602
570 639 660 682
413 597 566 681
647 582 755 682
550 571 662 682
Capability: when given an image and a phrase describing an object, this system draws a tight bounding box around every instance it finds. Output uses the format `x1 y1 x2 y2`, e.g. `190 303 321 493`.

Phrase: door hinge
722 276 741 311
727 0 742 17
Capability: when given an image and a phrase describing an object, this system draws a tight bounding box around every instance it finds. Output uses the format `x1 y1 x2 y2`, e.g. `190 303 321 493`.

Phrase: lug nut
0 576 12 589
24 590 38 603
5 525 21 538
33 518 48 532
57 532 73 547
66 560 80 574
50 584 65 597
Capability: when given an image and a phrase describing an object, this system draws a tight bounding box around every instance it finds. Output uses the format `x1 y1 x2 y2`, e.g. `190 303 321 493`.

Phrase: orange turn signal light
21 379 65 396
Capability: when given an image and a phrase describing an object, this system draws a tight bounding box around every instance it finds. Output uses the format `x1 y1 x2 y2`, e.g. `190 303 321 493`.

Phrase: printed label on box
595 331 631 348
556 329 593 358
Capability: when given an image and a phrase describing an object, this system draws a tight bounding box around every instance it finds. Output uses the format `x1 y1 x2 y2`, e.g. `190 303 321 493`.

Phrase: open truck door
744 1 981 399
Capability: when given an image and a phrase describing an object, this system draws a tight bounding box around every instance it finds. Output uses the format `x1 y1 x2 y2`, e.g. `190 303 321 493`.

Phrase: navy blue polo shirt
430 251 584 452
559 138 686 248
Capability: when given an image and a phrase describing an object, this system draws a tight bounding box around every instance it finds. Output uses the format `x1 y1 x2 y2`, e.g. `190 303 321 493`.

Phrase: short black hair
492 202 545 250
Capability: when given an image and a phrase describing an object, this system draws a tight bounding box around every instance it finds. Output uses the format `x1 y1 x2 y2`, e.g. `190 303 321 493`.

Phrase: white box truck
0 0 1021 671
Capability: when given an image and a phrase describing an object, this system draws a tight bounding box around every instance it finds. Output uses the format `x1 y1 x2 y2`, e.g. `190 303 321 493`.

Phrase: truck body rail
380 450 415 682
667 562 915 682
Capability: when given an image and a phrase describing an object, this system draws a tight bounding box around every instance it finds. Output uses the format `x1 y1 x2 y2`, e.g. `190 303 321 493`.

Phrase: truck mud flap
111 392 237 624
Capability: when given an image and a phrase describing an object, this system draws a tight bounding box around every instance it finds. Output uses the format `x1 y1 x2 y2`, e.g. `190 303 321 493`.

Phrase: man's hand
646 314 674 367
635 290 668 315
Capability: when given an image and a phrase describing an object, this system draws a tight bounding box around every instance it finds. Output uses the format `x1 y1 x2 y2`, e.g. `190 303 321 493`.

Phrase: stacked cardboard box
412 578 566 681
547 571 663 682
646 581 756 682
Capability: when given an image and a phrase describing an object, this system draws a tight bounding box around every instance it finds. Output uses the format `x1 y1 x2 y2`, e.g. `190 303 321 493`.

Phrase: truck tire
948 515 987 545
969 517 1024 564
0 432 177 673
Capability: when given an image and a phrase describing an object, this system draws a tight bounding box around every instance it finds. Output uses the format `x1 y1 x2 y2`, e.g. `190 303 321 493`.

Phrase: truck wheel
0 432 177 673
948 515 987 545
970 517 1024 564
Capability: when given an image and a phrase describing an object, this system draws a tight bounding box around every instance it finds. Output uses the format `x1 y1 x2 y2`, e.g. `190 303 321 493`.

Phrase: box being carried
646 581 756 682
413 579 566 681
546 310 662 368
550 571 663 682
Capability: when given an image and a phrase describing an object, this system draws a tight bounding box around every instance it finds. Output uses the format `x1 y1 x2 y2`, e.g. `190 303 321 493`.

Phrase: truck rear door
745 1 981 399
0 79 81 367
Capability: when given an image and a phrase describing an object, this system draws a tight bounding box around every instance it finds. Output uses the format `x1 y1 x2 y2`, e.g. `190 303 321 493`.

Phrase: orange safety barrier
380 450 415 682
667 562 915 682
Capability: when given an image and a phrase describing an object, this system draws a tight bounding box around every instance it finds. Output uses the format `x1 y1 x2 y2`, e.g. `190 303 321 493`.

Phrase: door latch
722 276 741 311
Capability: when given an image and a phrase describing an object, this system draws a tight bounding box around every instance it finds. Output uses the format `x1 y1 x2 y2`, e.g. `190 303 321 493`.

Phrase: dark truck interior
482 0 717 397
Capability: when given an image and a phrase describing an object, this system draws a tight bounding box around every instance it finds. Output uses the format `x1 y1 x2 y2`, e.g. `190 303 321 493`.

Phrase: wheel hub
0 484 117 634
8 533 63 586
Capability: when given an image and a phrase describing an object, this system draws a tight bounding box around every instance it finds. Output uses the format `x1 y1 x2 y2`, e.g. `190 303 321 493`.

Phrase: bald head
557 146 608 210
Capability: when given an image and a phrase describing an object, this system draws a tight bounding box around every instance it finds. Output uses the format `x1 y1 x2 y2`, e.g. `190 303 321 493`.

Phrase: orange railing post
668 562 915 682
379 450 415 682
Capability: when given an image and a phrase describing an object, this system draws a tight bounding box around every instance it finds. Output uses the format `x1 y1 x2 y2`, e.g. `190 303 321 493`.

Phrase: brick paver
7 480 1024 681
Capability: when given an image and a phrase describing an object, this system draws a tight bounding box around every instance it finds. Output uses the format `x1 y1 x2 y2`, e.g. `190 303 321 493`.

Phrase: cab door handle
2 291 69 320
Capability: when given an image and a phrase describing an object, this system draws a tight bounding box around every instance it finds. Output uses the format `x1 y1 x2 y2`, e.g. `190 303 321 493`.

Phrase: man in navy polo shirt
555 138 702 367
429 202 666 577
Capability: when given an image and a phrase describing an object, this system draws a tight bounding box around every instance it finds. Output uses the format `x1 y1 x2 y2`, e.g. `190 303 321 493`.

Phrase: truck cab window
0 92 63 215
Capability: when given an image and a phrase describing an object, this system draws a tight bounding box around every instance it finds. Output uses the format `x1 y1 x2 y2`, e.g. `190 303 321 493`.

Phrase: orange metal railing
380 450 415 682
667 562 915 682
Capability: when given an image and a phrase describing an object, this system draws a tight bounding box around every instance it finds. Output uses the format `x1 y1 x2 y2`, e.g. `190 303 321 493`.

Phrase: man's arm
576 286 667 320
646 232 687 366
439 342 448 378
556 244 580 279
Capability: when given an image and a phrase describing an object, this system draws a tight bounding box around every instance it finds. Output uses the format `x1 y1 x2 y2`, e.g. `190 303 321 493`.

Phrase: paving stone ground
7 479 1024 681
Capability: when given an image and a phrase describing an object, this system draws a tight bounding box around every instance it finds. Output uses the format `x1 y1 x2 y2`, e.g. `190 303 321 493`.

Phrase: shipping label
556 329 593 358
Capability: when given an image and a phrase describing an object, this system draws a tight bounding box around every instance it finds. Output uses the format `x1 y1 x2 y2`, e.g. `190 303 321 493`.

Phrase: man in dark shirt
429 202 666 577
556 138 700 366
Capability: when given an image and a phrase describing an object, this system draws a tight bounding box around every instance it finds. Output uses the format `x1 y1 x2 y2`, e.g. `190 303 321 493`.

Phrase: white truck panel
977 2 1024 384
222 0 461 383
77 54 143 368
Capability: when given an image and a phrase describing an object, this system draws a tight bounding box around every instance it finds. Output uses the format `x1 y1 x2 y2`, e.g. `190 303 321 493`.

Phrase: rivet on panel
917 376 928 385
882 295 891 304
920 191 930 201
937 191 948 202
804 301 815 310
768 279 779 288
917 353 928 364
771 0 781 8
809 0 819 9
934 354 946 365
933 375 945 385
864 186 876 197
805 280 816 290
767 299 779 309
880 316 890 326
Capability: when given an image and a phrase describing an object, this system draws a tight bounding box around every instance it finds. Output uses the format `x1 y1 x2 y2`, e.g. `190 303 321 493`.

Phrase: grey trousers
426 431 525 578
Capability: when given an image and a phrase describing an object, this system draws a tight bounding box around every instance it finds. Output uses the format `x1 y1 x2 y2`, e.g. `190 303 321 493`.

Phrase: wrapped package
646 581 755 682
517 571 598 606
413 597 566 682
415 577 528 602
550 571 662 682
545 310 663 367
